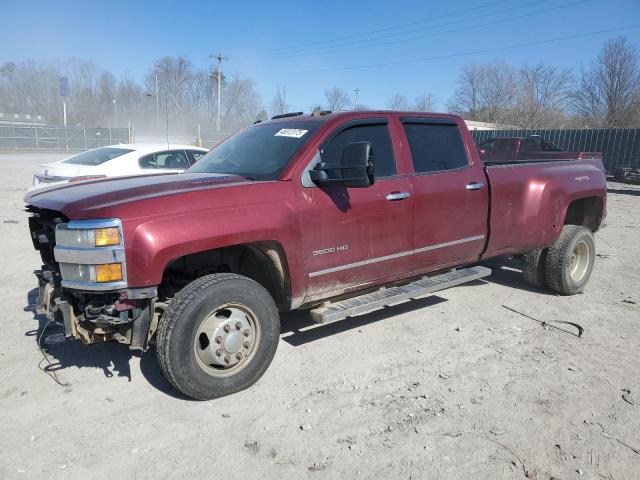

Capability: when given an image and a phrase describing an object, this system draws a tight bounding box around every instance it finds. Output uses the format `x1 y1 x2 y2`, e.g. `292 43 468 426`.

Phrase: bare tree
324 86 350 111
271 86 288 116
0 60 60 122
573 36 640 127
387 93 409 111
450 63 517 124
0 55 265 134
65 58 100 124
149 56 195 113
223 75 262 130
97 71 117 124
515 64 573 128
414 93 437 111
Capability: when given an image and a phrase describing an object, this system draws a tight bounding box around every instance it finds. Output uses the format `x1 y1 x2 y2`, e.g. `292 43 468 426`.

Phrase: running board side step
309 266 492 324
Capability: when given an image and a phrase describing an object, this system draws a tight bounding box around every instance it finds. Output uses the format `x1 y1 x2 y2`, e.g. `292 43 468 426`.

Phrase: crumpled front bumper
34 267 156 351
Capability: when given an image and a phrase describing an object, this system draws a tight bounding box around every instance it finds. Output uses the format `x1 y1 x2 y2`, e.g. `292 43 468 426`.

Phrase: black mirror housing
341 142 374 188
310 141 375 188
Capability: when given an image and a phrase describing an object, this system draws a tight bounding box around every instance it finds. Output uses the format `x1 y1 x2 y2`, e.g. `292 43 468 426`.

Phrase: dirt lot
0 152 638 480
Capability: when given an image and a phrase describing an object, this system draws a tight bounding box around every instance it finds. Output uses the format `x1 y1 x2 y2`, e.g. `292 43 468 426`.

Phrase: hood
24 172 251 218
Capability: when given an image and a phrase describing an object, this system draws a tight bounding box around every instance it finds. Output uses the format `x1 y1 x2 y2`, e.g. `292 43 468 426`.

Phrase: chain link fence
470 128 640 174
0 125 129 150
5 125 637 175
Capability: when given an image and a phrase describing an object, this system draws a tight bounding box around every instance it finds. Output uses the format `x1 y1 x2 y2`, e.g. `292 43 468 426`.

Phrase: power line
238 0 512 56
256 25 640 76
247 0 553 59
249 0 585 60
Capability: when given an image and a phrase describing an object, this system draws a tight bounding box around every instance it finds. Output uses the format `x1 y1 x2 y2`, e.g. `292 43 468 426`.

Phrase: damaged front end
28 206 156 351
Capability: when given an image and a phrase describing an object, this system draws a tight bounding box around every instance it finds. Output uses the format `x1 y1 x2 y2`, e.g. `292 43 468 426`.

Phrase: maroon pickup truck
477 136 603 163
25 111 606 400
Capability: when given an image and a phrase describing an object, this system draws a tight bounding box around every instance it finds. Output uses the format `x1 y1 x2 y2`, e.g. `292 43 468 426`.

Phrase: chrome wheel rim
193 303 260 377
569 240 590 283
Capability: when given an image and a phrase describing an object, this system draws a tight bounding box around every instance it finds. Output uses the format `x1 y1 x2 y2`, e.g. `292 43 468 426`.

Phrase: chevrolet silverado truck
25 111 606 400
477 136 603 163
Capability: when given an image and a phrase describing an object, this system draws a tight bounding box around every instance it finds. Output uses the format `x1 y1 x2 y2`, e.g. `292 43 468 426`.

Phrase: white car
31 143 209 190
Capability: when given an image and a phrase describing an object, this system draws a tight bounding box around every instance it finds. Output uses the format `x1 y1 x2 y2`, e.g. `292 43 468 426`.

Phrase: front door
297 119 413 300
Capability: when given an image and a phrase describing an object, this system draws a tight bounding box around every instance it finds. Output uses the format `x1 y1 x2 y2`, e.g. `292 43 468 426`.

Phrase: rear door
400 117 488 271
297 118 413 300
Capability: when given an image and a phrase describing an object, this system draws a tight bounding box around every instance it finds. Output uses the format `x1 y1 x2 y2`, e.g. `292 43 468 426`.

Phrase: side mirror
309 141 375 188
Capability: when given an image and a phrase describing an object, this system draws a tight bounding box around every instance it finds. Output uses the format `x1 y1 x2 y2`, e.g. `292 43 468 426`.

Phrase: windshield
187 120 322 180
63 147 133 166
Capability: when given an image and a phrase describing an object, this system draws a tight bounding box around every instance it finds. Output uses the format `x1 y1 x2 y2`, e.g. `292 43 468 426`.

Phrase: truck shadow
475 256 556 296
280 295 448 347
607 187 640 196
23 255 549 397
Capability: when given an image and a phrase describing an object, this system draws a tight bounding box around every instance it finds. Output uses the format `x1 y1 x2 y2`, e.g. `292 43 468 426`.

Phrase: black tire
544 225 595 295
522 248 548 289
156 273 280 400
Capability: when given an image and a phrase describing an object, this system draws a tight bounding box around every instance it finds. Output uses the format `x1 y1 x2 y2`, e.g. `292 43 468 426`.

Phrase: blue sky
1 0 639 111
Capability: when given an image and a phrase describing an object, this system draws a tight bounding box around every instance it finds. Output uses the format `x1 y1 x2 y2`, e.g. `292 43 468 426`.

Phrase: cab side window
321 123 396 178
403 123 468 173
479 140 494 150
139 150 190 169
519 139 540 155
543 141 562 152
188 150 207 164
494 140 515 154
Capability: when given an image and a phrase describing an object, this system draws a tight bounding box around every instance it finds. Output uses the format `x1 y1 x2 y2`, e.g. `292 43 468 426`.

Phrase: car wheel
156 273 280 400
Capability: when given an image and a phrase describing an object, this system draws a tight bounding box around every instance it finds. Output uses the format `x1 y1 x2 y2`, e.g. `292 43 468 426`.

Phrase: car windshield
187 120 322 180
63 147 133 166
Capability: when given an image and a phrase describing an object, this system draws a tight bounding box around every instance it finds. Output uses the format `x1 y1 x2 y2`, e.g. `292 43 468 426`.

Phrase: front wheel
544 225 595 295
156 273 280 400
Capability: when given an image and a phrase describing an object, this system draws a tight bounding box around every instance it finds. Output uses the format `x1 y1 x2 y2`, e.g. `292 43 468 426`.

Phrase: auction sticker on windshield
275 128 308 138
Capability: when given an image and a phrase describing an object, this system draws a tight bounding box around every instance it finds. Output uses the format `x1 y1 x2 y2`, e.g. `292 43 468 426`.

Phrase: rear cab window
63 147 133 166
493 139 516 154
401 119 468 173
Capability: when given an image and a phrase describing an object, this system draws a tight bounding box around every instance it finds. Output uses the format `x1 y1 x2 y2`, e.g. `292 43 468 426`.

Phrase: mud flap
130 305 151 352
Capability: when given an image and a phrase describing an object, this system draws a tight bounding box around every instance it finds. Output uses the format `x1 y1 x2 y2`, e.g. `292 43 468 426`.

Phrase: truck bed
482 158 607 258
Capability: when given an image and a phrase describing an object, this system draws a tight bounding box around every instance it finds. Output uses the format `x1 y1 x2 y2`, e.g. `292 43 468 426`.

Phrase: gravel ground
0 152 638 480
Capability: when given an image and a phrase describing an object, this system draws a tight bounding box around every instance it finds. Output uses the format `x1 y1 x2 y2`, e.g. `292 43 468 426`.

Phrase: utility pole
210 52 228 132
428 93 433 111
353 88 360 111
154 65 160 131
112 98 117 126
165 95 169 150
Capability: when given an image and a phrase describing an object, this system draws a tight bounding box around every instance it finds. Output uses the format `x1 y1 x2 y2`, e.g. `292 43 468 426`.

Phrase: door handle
466 182 485 191
386 191 410 201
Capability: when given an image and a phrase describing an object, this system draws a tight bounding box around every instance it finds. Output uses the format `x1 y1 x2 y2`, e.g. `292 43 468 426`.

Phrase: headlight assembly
54 219 127 290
